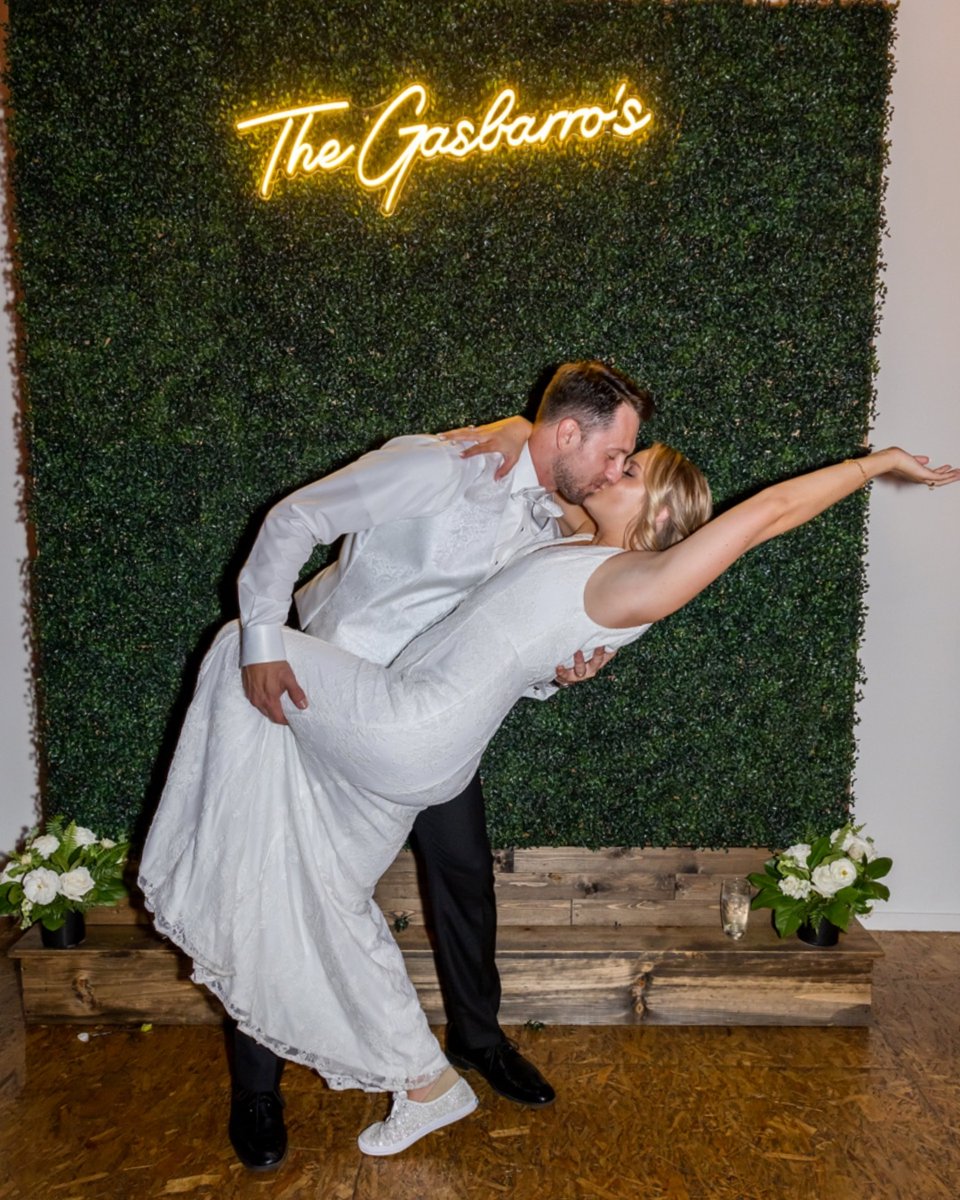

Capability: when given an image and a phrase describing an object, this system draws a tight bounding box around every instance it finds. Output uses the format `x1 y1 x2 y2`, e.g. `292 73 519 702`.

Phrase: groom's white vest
238 435 560 669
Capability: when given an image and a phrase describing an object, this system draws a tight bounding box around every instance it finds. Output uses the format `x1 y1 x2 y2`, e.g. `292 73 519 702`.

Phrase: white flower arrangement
748 821 891 938
0 817 128 932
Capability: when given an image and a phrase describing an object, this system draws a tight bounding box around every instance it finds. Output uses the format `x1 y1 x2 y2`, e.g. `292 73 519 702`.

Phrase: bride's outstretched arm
587 448 960 629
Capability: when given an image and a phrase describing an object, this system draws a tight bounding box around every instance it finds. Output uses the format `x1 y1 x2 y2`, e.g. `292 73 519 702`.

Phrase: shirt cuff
239 624 287 666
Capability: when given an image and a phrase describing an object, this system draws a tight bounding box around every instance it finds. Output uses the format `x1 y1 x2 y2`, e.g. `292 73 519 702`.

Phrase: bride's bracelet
844 458 869 487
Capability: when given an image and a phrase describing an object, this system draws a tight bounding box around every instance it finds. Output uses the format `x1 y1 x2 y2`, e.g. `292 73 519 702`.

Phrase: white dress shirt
238 436 562 669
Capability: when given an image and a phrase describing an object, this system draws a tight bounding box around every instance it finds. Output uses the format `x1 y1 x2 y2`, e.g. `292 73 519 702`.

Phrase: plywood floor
1 930 958 1200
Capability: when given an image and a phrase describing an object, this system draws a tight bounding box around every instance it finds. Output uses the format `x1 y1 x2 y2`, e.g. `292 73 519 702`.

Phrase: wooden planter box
8 848 882 1027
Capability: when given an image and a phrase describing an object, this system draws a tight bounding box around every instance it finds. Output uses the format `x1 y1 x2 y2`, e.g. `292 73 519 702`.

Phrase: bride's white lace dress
139 539 650 1092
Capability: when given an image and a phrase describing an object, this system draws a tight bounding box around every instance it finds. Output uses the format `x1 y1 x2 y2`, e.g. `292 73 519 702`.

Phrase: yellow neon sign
236 83 652 216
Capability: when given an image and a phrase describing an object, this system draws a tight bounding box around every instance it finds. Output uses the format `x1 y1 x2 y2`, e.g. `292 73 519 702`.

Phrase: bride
139 441 957 1156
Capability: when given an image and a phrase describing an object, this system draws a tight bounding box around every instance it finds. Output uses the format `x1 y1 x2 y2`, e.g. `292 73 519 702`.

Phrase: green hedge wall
8 1 893 845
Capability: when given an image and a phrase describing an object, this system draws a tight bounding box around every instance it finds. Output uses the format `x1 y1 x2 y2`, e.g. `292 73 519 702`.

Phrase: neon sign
237 83 653 216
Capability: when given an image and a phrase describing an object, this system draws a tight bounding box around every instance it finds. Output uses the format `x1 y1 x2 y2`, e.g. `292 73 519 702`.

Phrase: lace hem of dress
138 878 449 1095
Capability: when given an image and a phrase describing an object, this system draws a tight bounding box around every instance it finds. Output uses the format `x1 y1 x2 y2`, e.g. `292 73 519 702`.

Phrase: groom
232 359 653 1168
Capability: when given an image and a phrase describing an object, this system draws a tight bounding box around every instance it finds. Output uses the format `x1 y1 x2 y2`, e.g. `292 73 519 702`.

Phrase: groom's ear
555 417 582 449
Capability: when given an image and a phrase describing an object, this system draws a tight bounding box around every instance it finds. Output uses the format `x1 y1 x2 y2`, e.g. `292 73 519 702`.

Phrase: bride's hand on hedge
437 416 533 480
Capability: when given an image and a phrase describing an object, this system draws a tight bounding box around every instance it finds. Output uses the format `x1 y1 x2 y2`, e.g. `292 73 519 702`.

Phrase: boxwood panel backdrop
7 0 894 844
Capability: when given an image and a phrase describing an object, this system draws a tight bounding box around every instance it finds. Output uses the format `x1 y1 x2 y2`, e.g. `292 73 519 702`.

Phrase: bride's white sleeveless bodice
288 539 648 806
140 540 648 1092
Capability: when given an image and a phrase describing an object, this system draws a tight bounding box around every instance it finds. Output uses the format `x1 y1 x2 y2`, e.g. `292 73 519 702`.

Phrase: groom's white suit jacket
238 435 561 670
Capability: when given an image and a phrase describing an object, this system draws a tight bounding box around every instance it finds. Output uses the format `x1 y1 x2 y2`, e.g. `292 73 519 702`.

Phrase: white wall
857 0 960 930
1 0 38 854
1 2 957 920
0 187 37 852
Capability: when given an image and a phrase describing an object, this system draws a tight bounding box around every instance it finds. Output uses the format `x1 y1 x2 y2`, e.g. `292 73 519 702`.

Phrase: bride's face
583 449 651 534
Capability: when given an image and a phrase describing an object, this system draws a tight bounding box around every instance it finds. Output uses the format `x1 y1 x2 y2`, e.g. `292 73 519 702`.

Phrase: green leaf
864 857 892 880
773 907 803 939
824 901 851 930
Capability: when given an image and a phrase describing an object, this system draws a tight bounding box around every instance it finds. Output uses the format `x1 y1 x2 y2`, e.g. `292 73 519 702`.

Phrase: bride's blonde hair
626 443 713 552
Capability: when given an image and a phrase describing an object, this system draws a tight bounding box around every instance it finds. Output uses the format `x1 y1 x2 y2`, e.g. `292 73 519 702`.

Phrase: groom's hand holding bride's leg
241 659 308 724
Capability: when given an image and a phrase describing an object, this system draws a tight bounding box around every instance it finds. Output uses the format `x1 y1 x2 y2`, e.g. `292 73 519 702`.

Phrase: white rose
811 858 857 897
30 835 60 860
779 875 813 900
73 827 98 847
782 843 812 868
843 834 875 864
100 837 117 849
59 866 95 901
22 867 60 905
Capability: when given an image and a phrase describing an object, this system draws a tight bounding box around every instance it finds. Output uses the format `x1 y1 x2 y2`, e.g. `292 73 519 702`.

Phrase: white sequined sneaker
357 1077 478 1156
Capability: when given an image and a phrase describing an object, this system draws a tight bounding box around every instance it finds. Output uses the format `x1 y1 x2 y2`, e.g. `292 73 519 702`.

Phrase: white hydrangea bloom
779 875 813 900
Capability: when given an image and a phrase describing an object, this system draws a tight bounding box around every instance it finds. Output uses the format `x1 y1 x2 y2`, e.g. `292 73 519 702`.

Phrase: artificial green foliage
7 1 893 845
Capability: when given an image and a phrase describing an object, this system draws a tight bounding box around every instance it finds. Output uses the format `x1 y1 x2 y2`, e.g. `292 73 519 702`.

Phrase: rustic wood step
9 914 881 1029
7 849 883 1028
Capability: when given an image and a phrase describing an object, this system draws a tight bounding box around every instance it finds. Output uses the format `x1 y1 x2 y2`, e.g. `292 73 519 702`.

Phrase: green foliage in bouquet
748 822 891 938
0 816 129 931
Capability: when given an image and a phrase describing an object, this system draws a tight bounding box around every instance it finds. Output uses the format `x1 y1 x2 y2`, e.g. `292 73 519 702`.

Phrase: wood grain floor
1 929 958 1200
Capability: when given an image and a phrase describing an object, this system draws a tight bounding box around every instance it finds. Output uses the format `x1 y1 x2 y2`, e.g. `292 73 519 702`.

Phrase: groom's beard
553 457 609 506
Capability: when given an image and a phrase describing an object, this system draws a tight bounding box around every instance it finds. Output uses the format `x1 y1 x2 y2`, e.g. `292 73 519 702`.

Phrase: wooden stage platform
9 847 883 1028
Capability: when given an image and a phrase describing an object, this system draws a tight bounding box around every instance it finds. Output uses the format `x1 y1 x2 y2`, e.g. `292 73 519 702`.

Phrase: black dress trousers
410 770 502 1049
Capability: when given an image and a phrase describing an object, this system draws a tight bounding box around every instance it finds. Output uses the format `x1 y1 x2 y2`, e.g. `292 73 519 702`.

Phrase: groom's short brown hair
536 361 655 432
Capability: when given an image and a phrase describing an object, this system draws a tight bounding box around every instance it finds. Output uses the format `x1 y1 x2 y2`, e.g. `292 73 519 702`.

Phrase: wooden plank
572 894 719 927
511 847 769 875
633 972 873 1026
11 925 223 1025
0 917 26 1101
83 897 154 926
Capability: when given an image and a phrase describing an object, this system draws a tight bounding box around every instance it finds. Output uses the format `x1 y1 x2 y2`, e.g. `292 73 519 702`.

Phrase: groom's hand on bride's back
242 661 309 725
554 646 617 689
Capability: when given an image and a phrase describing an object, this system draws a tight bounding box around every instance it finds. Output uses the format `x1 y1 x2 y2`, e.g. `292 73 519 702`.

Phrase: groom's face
552 403 640 505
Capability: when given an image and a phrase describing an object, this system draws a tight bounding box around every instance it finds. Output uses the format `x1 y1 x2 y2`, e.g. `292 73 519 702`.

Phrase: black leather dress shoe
228 1088 288 1171
445 1037 556 1107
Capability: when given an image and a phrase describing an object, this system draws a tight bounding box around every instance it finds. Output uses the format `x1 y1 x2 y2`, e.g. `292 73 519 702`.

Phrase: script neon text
236 83 653 215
